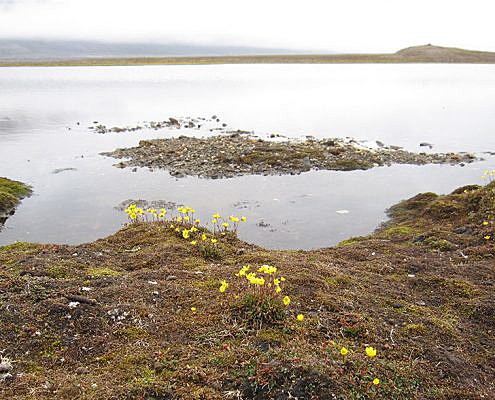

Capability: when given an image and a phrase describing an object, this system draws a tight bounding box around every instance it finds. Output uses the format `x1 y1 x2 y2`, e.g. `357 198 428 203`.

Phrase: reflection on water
0 64 494 249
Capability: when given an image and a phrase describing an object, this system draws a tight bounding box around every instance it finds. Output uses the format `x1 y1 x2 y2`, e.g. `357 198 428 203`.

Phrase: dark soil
102 135 478 178
0 182 494 399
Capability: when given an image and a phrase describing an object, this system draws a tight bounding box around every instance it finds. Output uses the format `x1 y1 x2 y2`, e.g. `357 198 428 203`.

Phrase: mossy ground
0 183 494 399
0 177 32 219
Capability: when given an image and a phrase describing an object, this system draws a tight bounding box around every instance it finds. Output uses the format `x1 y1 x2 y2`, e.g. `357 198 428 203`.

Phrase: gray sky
1 0 495 52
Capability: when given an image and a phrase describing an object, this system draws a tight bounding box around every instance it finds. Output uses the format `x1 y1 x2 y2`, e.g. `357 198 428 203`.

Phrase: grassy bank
0 181 494 399
0 177 32 219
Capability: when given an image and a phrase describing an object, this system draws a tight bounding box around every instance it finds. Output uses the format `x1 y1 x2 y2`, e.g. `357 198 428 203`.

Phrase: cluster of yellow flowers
211 213 247 234
338 345 380 387
124 204 168 222
481 169 495 183
235 264 286 292
218 264 305 322
123 204 249 250
124 204 145 221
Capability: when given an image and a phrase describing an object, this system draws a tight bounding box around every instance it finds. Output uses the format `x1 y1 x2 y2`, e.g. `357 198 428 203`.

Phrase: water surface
1 64 494 248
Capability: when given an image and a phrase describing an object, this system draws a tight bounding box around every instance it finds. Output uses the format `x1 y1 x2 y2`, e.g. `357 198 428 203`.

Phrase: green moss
424 237 456 252
115 326 148 340
193 278 219 290
0 191 17 211
0 241 37 253
324 274 352 286
336 236 366 247
424 199 462 219
86 266 122 277
401 323 427 336
46 265 70 279
0 177 32 198
387 192 438 221
0 177 32 214
379 225 418 239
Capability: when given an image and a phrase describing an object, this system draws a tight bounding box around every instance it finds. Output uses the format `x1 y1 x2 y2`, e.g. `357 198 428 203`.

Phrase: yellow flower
373 378 380 385
484 235 491 240
190 240 197 245
160 208 167 214
340 347 348 356
182 229 190 239
219 280 228 293
275 285 282 293
482 221 489 226
297 314 304 321
212 219 218 224
184 216 190 222
190 227 198 232
283 296 290 306
191 307 197 312
213 213 221 219
194 219 200 224
258 265 277 274
222 222 229 228
241 216 247 222
211 238 218 244
201 233 207 241
280 277 286 282
229 216 239 223
177 216 183 222
365 346 377 358
236 265 250 277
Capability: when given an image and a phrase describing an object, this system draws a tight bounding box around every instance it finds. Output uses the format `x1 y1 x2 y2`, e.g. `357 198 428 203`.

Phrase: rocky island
102 134 478 178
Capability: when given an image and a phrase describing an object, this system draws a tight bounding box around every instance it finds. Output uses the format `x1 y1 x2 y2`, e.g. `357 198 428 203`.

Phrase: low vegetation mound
0 181 494 399
0 177 32 224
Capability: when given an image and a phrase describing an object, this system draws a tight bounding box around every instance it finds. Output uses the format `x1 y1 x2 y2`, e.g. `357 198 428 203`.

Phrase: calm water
0 64 494 249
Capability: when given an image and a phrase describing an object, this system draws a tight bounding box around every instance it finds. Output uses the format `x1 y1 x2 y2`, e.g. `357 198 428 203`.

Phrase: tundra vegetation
0 177 31 225
0 175 494 399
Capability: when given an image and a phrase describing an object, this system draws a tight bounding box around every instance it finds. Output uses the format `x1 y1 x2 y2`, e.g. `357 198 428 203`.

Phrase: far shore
3 52 495 67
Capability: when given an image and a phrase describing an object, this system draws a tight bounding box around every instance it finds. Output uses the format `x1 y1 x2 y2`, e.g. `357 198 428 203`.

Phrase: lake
1 64 494 249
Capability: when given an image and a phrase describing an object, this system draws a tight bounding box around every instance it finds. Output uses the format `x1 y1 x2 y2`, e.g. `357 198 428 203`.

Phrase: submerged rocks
102 134 479 179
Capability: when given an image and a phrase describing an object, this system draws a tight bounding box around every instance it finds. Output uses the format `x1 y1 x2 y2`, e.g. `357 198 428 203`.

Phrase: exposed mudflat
102 134 479 178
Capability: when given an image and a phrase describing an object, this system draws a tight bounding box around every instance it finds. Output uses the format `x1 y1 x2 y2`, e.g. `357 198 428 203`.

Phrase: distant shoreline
3 53 495 67
2 45 495 67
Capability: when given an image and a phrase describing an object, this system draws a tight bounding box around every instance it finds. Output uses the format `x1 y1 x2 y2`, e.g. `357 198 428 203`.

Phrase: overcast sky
1 0 495 52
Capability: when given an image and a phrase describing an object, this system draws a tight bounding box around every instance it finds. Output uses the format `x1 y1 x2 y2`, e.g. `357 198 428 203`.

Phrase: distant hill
395 44 495 62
